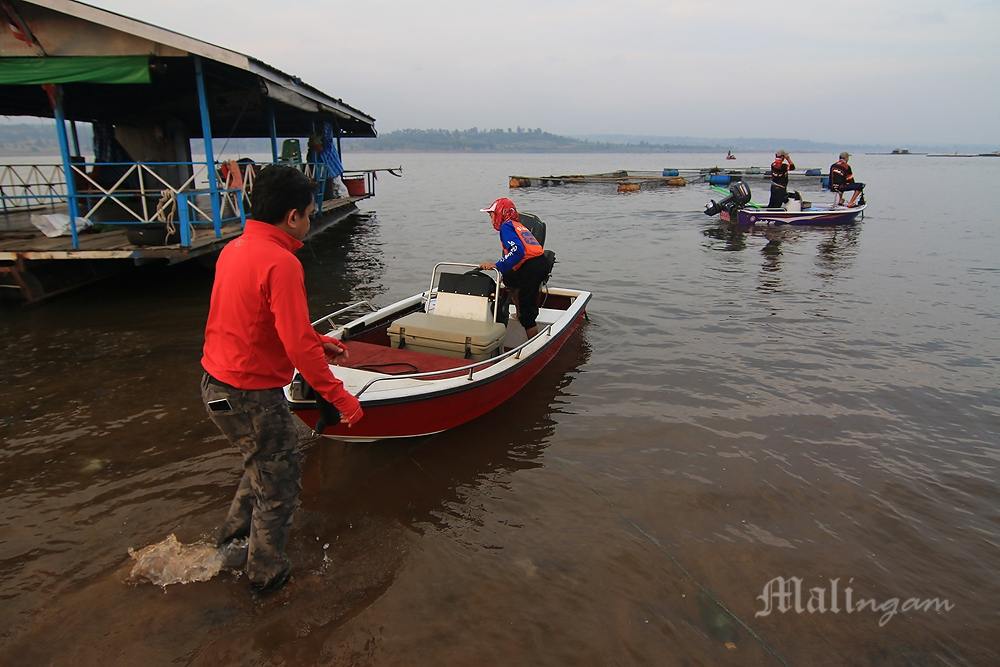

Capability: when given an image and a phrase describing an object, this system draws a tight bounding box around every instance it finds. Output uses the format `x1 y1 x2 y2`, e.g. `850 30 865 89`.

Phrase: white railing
1 160 396 248
0 164 67 211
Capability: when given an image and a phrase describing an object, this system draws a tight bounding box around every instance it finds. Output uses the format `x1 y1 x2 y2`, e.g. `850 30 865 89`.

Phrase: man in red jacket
200 165 362 593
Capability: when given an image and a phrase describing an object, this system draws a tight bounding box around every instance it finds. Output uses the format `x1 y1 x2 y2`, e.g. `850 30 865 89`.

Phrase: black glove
314 394 341 434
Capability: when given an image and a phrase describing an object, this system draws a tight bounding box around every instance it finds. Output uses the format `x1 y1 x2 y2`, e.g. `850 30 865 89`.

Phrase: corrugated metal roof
15 0 375 127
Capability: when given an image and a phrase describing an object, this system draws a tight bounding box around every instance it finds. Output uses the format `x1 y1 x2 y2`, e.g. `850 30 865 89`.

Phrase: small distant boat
285 261 590 441
704 182 866 226
725 150 736 160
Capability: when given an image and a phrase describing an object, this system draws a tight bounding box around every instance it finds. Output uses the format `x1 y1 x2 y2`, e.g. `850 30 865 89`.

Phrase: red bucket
343 176 366 197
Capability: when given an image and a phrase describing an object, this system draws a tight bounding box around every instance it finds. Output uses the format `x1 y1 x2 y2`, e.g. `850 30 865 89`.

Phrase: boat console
388 264 507 360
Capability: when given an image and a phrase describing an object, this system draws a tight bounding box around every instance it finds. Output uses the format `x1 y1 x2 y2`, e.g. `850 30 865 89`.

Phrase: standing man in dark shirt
201 165 363 593
829 152 866 207
768 149 795 209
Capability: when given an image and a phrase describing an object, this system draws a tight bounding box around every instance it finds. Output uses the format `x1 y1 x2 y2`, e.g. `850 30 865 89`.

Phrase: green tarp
0 56 150 85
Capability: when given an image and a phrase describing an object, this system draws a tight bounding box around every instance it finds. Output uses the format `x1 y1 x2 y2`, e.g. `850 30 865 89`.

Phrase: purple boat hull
735 204 866 226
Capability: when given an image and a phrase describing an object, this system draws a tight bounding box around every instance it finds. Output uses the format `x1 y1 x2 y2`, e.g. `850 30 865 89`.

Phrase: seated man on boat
768 149 795 208
478 197 549 338
829 152 866 207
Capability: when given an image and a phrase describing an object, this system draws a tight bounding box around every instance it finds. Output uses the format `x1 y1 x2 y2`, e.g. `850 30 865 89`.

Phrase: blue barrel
708 174 731 186
820 176 830 189
662 168 679 177
805 168 821 176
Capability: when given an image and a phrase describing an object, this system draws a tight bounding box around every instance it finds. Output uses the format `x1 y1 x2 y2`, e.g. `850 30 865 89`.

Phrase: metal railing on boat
425 262 503 321
311 300 380 328
353 322 554 398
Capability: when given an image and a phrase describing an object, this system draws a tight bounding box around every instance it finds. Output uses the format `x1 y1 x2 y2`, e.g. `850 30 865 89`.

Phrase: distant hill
2 122 993 156
0 122 94 156
576 133 844 152
574 133 999 154
342 127 714 152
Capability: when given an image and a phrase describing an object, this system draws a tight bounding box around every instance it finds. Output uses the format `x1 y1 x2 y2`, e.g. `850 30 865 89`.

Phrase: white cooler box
388 312 506 361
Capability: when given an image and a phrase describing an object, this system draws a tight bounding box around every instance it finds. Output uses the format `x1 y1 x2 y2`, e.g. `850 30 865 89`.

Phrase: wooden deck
0 195 368 261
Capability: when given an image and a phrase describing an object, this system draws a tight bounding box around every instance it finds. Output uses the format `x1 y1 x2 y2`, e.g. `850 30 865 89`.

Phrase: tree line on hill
4 122 986 155
343 127 713 152
0 122 711 155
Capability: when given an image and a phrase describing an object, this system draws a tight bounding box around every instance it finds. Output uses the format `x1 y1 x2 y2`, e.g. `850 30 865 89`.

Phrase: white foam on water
127 534 226 588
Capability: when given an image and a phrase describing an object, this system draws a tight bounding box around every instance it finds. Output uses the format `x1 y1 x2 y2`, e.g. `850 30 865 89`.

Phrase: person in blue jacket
478 197 548 338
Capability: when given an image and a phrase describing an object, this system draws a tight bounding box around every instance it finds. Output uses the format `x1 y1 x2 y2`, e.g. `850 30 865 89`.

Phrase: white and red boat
285 262 590 441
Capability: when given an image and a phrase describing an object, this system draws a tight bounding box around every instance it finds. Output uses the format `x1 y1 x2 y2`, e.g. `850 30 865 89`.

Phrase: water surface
1 152 998 665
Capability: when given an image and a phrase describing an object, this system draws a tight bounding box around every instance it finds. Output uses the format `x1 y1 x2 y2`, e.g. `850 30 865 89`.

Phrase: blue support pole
267 103 279 164
237 189 246 229
178 192 191 247
314 161 326 212
52 89 80 250
212 191 222 238
193 56 221 231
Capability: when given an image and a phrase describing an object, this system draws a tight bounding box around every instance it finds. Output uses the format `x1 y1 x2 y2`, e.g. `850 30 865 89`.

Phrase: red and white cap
480 197 519 230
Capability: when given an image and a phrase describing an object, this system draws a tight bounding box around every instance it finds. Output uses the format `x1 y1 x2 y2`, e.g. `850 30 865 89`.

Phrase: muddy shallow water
1 152 998 665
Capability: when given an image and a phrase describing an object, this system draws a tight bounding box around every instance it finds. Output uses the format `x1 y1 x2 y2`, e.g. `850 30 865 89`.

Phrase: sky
48 1 1000 145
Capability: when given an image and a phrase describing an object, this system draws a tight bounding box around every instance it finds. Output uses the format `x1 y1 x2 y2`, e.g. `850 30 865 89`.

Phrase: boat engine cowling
704 181 752 217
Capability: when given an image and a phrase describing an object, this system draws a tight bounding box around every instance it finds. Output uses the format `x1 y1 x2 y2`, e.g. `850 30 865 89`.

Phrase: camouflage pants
200 373 302 588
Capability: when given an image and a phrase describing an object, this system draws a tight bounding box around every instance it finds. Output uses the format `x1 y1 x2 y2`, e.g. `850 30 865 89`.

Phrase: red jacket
201 219 361 419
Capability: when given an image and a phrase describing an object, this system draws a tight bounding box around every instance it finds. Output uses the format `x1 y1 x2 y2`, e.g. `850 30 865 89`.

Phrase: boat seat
388 312 507 361
432 271 498 321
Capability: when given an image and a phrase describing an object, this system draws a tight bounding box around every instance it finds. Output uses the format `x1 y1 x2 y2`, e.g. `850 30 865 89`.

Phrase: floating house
0 0 391 302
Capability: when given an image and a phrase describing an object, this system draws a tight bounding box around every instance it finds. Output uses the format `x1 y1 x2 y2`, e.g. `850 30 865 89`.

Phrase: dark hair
250 165 316 224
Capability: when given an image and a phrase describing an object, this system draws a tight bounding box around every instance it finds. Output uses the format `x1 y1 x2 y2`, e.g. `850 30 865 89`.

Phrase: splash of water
127 534 240 587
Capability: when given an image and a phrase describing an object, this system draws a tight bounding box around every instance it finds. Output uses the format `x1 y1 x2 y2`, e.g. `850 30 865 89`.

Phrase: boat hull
735 205 865 226
292 301 588 441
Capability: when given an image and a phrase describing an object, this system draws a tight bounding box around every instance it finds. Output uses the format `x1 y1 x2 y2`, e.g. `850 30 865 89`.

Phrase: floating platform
0 195 366 302
509 170 686 189
0 195 364 261
508 168 824 191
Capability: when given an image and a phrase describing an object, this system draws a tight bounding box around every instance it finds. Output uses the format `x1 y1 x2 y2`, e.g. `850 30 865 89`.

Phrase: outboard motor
704 181 752 217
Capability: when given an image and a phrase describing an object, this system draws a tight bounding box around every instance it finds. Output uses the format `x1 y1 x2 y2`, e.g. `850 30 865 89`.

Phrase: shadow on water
814 224 862 278
0 327 591 665
701 221 862 292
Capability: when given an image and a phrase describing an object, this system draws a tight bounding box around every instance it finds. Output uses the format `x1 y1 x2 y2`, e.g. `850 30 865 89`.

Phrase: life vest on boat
501 220 544 271
828 159 852 192
771 158 790 187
